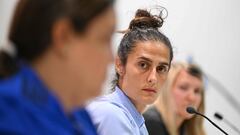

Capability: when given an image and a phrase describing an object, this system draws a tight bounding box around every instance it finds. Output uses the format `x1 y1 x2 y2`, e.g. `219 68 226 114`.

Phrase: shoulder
0 72 37 134
0 91 28 134
0 87 73 135
143 106 161 121
0 73 26 132
87 98 131 122
73 108 98 135
0 72 23 96
86 99 135 135
143 106 169 135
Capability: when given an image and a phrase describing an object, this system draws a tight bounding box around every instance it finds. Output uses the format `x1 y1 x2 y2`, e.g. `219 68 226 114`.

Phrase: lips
142 88 157 93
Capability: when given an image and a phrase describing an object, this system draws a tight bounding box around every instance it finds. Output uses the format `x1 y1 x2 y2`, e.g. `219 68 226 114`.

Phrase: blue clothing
0 63 98 135
87 86 149 135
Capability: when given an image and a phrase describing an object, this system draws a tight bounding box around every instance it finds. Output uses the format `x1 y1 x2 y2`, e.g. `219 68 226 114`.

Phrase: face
65 7 116 103
172 69 203 120
117 41 170 110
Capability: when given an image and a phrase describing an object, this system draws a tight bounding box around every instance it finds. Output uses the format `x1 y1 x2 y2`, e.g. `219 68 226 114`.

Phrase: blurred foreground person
0 0 116 134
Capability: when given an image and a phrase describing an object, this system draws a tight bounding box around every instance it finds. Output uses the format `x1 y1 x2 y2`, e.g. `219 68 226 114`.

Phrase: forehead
176 70 203 87
129 41 170 63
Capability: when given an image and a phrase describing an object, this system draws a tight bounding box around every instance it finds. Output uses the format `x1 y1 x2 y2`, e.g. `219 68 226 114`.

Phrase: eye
157 65 168 73
178 85 188 91
138 61 149 69
194 88 202 95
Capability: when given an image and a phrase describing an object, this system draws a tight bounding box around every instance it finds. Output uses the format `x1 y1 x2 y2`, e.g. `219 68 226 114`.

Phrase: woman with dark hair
0 0 116 134
87 8 173 135
143 62 206 135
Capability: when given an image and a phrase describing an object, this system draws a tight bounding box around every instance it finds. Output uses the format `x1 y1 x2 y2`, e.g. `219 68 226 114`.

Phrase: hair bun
128 9 165 30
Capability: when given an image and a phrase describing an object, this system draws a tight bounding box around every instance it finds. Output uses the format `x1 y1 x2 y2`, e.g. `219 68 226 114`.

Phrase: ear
51 19 74 57
115 56 125 76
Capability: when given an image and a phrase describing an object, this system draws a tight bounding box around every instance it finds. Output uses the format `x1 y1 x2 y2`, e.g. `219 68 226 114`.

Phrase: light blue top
87 86 149 135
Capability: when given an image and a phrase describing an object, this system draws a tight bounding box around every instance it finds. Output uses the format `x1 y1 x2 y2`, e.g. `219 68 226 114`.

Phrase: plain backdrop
1 0 240 134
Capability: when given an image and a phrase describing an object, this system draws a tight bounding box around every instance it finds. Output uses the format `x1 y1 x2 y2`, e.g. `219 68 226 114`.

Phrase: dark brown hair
112 8 173 89
0 0 114 78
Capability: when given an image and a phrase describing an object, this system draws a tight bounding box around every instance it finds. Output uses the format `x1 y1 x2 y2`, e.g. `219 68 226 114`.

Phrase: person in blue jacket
0 0 116 134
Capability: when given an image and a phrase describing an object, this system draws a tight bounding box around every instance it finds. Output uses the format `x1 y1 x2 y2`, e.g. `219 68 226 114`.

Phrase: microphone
186 107 228 135
214 112 240 134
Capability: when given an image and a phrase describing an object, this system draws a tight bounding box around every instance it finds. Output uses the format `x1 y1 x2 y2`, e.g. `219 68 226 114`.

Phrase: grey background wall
1 0 240 134
0 0 16 43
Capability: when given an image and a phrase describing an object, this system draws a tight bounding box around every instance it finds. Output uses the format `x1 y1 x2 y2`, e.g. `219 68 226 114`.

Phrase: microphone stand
186 107 228 135
194 112 228 135
223 118 240 135
204 72 240 114
215 113 240 134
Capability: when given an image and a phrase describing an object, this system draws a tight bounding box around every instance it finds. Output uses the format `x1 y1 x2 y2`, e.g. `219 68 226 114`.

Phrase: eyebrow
137 56 169 66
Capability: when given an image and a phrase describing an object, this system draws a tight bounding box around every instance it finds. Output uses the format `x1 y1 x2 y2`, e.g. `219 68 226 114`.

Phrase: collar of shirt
0 62 80 134
108 86 145 128
19 63 65 114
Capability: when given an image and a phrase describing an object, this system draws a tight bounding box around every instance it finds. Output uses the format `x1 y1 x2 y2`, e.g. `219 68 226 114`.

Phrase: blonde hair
154 62 206 135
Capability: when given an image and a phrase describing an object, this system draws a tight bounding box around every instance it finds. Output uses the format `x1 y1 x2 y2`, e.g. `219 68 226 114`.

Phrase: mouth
142 88 157 93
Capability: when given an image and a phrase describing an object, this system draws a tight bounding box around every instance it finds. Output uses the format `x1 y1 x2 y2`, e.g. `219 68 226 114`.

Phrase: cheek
70 43 110 90
157 74 168 88
172 89 186 110
172 89 182 103
195 96 202 108
123 72 138 93
121 68 142 97
87 49 111 85
124 65 140 83
174 96 187 116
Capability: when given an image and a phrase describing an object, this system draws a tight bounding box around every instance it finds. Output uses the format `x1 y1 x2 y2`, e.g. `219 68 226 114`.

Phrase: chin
184 113 194 120
142 97 157 105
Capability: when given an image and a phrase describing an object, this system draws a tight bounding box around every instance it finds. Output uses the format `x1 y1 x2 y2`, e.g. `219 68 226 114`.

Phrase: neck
118 81 146 113
133 101 147 113
31 50 85 113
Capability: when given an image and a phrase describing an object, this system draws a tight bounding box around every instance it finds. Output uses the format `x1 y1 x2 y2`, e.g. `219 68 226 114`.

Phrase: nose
147 68 157 85
187 90 196 102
